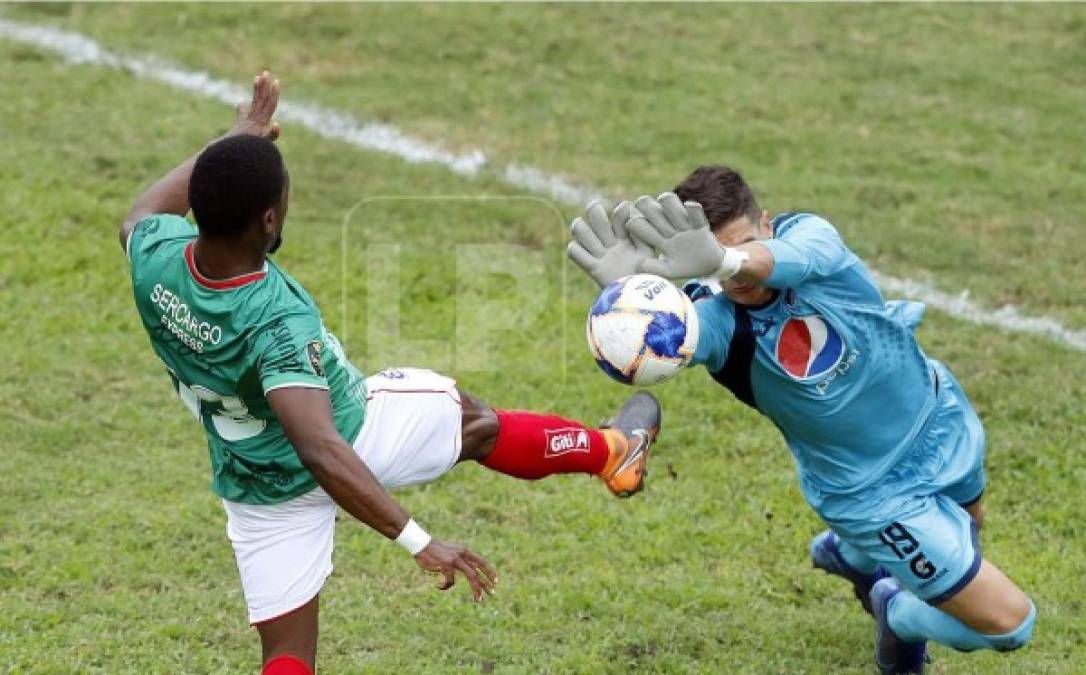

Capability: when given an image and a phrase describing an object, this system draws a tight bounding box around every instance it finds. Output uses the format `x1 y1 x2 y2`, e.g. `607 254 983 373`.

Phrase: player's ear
760 210 771 235
261 207 278 233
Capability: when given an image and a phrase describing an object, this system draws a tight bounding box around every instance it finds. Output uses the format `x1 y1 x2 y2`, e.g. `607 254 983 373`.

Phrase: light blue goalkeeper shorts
819 361 987 603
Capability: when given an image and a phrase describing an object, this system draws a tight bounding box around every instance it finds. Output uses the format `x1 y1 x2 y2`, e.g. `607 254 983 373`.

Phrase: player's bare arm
267 386 496 602
118 70 282 250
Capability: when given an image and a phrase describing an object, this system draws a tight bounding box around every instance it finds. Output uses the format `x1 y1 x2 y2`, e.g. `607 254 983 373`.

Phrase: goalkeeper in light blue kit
567 166 1035 673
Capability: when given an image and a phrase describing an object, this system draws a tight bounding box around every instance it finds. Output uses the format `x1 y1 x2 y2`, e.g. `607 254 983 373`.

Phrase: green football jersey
127 214 367 504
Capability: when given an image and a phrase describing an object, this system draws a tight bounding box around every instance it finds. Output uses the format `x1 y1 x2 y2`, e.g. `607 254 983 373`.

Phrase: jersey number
176 379 266 442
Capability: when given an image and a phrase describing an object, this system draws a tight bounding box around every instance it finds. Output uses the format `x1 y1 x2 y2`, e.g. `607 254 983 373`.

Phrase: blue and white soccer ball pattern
586 274 699 386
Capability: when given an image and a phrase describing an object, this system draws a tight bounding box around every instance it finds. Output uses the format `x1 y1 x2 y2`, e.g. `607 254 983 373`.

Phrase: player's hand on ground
568 200 653 288
630 193 727 279
414 540 497 602
229 70 281 141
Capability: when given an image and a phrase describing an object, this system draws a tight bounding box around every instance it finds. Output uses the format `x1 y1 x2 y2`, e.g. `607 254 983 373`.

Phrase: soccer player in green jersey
121 71 661 675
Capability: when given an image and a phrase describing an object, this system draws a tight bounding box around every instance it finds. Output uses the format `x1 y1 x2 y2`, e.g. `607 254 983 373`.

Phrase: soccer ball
586 274 699 386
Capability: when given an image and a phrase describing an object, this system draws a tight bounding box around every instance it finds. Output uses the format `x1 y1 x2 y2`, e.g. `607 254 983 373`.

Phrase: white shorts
223 367 462 624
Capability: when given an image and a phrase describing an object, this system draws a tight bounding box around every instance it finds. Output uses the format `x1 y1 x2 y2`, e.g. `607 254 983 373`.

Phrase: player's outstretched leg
810 529 885 615
869 560 1035 675
458 390 661 497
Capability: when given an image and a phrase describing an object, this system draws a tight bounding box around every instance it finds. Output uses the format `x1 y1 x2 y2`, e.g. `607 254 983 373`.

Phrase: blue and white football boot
870 577 928 674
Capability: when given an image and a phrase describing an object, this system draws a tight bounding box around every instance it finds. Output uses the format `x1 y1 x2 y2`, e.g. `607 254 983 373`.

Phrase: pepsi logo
775 315 846 379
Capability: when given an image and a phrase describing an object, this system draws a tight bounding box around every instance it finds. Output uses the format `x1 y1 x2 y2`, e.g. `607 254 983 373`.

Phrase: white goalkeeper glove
629 192 749 281
567 200 653 288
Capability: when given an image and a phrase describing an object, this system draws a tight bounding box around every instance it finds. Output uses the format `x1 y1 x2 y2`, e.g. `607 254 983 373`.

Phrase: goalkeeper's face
716 212 774 307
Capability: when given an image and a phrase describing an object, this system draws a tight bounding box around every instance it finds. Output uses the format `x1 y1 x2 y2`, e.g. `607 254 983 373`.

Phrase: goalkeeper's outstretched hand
567 200 652 288
629 193 745 280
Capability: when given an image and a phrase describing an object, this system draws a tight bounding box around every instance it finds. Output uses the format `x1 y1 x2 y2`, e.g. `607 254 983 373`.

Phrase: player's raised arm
754 213 853 289
267 386 496 602
118 70 282 252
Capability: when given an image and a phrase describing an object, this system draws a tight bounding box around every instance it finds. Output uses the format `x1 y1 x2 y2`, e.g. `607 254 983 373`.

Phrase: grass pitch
1 4 1084 673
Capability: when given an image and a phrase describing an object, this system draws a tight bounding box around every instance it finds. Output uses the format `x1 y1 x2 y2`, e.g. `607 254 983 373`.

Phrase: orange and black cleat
598 391 662 497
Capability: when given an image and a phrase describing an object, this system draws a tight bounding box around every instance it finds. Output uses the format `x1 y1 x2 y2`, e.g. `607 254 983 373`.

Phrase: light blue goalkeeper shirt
689 213 947 515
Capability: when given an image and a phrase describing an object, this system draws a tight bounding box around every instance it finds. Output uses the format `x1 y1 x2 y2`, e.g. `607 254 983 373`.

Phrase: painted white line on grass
502 164 604 207
3 16 1083 352
872 273 1086 352
0 18 487 175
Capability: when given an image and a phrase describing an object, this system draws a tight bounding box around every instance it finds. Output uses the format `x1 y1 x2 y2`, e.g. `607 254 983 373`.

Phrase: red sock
481 410 611 479
263 655 313 675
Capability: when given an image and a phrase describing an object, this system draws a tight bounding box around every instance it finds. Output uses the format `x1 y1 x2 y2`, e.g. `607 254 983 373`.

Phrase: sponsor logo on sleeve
544 428 591 457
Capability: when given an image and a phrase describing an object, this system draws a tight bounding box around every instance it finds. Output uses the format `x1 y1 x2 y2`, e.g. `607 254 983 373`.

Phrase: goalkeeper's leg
811 529 884 615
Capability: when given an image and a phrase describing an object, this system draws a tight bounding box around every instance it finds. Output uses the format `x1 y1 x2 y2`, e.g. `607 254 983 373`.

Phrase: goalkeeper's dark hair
674 165 761 232
189 135 286 238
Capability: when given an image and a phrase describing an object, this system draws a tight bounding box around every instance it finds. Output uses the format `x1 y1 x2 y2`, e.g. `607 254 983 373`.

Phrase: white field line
3 16 1084 353
871 273 1086 352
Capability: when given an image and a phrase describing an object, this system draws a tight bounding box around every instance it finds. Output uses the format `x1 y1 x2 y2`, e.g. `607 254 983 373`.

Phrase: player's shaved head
190 135 287 239
674 165 761 232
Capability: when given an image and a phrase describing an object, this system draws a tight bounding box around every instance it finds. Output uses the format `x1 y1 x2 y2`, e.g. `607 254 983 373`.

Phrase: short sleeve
253 313 330 394
126 214 197 265
690 294 736 373
761 214 855 289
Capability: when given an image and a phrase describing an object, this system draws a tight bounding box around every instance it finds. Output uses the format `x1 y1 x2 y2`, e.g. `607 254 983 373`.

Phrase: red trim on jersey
185 242 267 290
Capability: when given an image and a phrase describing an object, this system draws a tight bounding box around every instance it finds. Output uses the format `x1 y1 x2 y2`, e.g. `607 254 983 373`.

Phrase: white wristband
395 519 432 556
716 246 749 281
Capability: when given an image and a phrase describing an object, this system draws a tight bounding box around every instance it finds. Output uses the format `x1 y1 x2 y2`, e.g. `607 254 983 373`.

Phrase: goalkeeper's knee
986 600 1036 652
